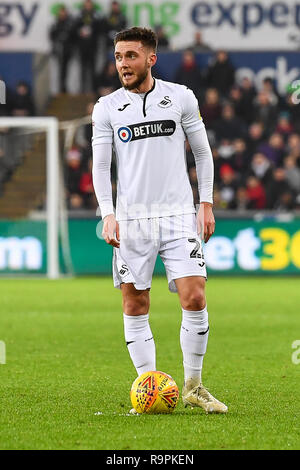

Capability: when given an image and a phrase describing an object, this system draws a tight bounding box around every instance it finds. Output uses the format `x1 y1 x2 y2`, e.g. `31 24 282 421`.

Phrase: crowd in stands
0 80 36 195
1 0 300 211
50 0 127 93
0 81 35 118
67 44 300 212
181 51 300 211
64 102 100 210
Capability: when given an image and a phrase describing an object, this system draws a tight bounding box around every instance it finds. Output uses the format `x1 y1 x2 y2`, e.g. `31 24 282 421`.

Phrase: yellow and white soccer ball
130 371 179 414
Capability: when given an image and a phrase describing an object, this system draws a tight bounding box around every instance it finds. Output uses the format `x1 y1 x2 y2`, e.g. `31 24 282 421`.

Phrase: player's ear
149 53 157 67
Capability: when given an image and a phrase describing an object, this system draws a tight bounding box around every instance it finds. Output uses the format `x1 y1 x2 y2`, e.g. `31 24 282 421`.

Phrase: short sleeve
181 87 204 136
92 98 113 146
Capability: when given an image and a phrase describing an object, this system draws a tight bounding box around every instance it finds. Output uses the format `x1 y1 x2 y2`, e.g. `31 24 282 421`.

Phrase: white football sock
180 307 209 386
123 313 156 376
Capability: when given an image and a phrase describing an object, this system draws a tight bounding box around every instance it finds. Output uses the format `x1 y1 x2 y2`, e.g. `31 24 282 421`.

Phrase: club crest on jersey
118 126 133 142
117 120 176 143
158 96 172 108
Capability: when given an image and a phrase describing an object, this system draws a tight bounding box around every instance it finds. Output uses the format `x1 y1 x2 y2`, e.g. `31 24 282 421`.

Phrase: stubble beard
119 63 149 91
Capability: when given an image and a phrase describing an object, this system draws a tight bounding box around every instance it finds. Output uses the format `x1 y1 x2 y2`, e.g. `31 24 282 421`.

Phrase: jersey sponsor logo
117 120 176 143
158 96 172 108
118 103 130 111
118 126 133 142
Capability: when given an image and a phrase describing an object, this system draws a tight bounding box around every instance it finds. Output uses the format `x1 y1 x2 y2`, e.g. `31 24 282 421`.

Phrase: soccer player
92 27 228 414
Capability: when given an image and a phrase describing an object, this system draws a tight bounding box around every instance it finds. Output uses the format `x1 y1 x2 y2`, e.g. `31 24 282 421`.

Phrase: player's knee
123 296 149 316
181 289 206 311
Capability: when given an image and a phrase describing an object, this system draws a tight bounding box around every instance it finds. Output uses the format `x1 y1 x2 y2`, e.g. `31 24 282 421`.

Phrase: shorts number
188 238 205 266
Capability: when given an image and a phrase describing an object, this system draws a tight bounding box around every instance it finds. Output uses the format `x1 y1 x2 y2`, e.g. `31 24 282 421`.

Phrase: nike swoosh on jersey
118 103 130 111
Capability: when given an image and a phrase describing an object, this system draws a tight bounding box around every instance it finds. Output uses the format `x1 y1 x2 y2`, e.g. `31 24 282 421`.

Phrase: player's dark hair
114 27 158 53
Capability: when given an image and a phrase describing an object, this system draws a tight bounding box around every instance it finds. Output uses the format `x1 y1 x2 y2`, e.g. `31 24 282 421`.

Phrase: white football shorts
113 214 207 293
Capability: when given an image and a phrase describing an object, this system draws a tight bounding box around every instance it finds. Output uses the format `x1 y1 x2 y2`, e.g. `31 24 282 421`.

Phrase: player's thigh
160 234 207 294
121 283 150 316
113 219 159 291
175 276 207 311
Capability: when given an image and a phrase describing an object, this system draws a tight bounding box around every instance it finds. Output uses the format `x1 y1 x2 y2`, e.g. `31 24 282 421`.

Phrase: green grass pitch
0 276 299 450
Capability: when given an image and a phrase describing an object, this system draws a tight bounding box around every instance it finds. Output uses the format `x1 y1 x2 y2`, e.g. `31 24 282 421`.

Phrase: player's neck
131 75 155 94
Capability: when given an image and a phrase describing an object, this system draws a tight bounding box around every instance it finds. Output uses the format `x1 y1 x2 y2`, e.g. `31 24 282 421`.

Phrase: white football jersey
92 78 207 221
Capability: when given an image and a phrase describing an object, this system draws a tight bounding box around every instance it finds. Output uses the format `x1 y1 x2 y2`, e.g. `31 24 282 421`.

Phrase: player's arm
181 88 215 243
188 130 215 243
92 100 120 248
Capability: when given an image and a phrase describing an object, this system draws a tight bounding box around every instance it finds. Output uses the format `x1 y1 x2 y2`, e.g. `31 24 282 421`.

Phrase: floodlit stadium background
1 0 300 277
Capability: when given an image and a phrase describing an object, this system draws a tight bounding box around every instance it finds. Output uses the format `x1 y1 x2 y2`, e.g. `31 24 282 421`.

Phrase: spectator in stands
246 121 266 155
248 152 273 186
95 60 120 94
217 139 235 162
266 167 294 209
239 76 256 124
231 138 251 176
283 155 300 195
65 145 83 196
213 103 246 141
49 5 74 93
235 186 249 210
212 187 223 209
275 111 294 139
189 31 212 52
260 77 280 107
229 85 248 119
79 101 94 154
283 92 300 132
69 193 84 210
245 176 266 209
277 191 295 210
200 88 222 130
74 0 102 92
286 133 300 161
218 164 238 209
79 158 97 208
211 146 223 186
10 81 35 116
104 1 127 50
258 132 285 167
0 75 12 116
205 50 235 98
253 90 278 131
155 25 170 50
175 49 202 100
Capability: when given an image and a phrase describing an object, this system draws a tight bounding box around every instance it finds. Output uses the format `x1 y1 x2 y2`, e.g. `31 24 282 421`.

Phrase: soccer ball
130 371 179 414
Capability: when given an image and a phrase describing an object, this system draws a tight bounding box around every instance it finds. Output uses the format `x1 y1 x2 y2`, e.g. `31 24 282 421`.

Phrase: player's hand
102 214 120 248
197 202 215 243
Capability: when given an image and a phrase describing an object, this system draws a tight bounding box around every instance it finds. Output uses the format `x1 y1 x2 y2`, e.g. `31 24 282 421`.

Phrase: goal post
0 117 60 279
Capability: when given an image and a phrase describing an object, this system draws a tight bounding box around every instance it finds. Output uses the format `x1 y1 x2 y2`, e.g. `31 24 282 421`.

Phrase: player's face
114 41 155 90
